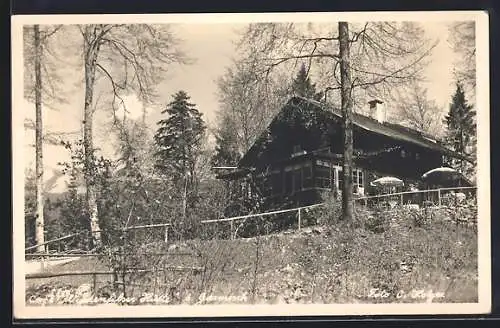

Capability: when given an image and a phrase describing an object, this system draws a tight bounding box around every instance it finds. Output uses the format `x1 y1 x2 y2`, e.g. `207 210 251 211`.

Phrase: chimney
368 99 386 123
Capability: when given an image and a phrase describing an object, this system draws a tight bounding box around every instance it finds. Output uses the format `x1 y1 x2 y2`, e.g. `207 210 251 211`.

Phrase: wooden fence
24 186 477 289
26 265 205 296
25 186 477 252
198 186 476 239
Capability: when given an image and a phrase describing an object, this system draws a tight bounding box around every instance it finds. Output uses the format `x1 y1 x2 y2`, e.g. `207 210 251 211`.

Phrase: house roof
238 96 472 168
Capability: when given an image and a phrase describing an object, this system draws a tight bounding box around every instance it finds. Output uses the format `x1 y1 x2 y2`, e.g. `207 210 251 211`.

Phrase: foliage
24 169 37 248
291 63 324 101
27 206 478 304
443 83 476 178
154 91 206 182
51 169 91 251
153 90 207 233
211 114 241 167
316 191 342 225
55 140 113 248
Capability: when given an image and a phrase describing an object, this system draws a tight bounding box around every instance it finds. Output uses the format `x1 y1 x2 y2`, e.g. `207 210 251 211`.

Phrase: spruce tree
154 91 206 178
291 63 324 101
443 82 476 175
154 91 206 220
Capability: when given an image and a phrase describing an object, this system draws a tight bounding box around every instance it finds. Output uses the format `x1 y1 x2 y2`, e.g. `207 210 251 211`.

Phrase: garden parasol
370 176 404 188
421 167 470 187
370 176 404 195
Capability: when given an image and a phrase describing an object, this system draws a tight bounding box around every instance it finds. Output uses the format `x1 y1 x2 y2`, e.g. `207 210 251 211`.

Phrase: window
293 167 302 191
351 169 364 189
271 171 282 195
415 152 420 160
284 163 308 194
316 165 331 189
401 150 406 158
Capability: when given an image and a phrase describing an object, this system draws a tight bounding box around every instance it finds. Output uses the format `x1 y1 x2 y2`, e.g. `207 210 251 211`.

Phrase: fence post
230 220 234 240
438 189 441 206
92 272 97 295
298 208 302 230
40 255 45 272
164 225 169 244
400 193 404 206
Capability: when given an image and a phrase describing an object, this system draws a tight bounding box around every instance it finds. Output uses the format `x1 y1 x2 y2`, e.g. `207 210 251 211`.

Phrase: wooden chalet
216 96 473 212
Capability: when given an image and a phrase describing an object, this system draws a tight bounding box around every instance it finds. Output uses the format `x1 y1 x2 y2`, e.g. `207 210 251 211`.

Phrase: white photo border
11 10 491 319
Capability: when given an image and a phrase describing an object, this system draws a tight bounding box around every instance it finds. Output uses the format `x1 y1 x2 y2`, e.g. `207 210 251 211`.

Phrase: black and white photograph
12 11 490 318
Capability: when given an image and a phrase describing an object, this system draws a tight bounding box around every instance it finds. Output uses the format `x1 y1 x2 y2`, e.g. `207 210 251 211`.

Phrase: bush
364 211 387 233
316 191 342 226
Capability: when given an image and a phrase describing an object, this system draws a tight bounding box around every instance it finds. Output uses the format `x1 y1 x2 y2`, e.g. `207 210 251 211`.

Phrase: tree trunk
182 174 188 221
34 25 45 252
338 22 354 221
83 26 102 247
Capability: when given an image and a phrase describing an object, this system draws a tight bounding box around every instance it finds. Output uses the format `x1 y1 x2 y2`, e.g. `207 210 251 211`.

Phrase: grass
25 205 478 305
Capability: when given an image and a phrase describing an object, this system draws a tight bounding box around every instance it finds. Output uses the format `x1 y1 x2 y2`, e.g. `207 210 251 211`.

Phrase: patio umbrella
422 167 456 179
421 167 469 187
370 176 404 188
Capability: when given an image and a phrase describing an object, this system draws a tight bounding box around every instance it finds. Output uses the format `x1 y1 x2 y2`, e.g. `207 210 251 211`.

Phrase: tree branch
95 63 127 122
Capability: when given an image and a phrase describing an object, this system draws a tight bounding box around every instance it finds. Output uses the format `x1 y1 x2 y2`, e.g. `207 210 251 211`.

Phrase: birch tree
33 25 45 252
23 24 65 252
78 24 187 246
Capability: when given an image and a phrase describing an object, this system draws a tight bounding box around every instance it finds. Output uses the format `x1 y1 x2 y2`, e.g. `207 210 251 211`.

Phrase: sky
21 20 464 193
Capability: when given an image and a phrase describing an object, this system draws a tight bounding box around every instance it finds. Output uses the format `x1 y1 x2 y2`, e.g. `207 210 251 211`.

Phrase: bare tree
395 80 444 136
449 21 475 100
227 21 436 221
216 60 291 154
24 24 65 252
23 25 66 105
33 25 44 252
78 24 188 246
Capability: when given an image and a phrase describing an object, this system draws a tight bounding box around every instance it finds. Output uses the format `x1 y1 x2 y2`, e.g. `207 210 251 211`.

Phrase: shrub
316 191 342 226
363 211 387 233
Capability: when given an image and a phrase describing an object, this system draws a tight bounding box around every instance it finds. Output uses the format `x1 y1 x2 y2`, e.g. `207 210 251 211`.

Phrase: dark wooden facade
216 97 472 212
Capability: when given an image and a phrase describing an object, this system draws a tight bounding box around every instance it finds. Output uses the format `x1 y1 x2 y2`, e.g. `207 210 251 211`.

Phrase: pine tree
154 91 206 220
211 114 241 167
291 63 324 101
443 83 476 175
